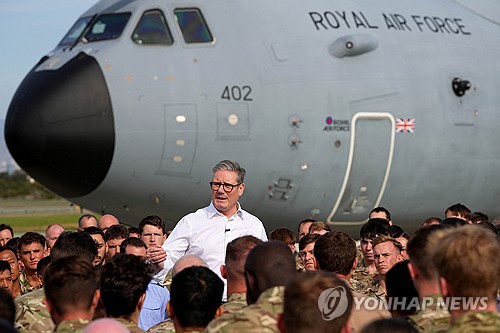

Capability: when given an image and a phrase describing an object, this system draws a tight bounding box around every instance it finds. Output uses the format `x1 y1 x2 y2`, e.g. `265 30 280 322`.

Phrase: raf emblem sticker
324 116 350 132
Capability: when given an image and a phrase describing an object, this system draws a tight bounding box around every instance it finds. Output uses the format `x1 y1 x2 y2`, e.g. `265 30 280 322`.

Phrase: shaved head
98 215 119 233
172 255 208 277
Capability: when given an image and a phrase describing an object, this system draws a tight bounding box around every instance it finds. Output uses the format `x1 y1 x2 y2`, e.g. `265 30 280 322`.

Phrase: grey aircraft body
5 0 500 234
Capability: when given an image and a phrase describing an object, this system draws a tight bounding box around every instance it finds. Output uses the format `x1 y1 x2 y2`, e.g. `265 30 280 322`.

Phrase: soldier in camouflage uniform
406 226 452 333
222 236 263 312
162 269 173 291
370 235 404 306
147 319 175 333
447 312 500 333
351 266 377 294
101 254 151 333
15 232 99 333
406 295 451 333
314 231 391 332
294 252 305 271
15 288 54 333
44 257 99 333
18 271 39 295
205 241 296 333
222 292 247 314
55 319 90 333
351 220 389 295
282 271 353 333
432 225 500 333
0 247 22 298
168 266 223 333
358 276 387 306
17 232 47 295
114 318 146 333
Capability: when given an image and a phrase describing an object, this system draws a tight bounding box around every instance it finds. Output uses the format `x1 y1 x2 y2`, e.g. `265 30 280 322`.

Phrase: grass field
0 198 97 234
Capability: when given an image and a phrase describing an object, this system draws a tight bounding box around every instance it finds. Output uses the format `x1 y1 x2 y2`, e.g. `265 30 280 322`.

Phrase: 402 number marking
221 85 253 101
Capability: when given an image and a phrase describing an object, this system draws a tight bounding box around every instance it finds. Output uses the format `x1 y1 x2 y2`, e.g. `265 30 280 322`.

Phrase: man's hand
147 246 167 273
147 245 167 264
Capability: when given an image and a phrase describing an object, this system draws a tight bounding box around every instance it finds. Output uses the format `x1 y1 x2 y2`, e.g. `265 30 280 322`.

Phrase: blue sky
0 0 97 164
0 0 98 121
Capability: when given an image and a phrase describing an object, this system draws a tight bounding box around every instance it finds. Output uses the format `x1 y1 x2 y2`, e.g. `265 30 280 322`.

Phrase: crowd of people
0 160 499 333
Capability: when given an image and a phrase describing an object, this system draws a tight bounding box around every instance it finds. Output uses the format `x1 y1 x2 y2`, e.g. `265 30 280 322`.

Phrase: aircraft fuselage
5 0 500 233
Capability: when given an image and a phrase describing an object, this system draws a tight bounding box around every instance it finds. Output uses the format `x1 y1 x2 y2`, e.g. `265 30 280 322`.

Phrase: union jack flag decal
395 118 415 133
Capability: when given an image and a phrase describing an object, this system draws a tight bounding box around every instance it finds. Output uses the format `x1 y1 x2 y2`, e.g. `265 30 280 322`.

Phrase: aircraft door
327 112 395 225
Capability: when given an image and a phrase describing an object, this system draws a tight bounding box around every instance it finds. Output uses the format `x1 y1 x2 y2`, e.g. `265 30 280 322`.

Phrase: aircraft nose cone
4 53 115 198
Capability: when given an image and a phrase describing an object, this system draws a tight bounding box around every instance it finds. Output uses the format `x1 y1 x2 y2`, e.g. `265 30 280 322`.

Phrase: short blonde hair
432 225 500 298
308 221 331 234
372 235 403 253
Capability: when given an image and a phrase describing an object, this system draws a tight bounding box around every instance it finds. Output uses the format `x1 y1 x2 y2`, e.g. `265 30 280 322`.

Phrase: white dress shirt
160 202 267 284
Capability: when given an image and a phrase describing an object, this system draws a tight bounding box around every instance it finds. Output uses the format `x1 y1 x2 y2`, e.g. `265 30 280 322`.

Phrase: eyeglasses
209 182 241 193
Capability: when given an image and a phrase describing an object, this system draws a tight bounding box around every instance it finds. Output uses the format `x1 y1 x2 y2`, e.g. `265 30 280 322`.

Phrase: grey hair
212 160 246 183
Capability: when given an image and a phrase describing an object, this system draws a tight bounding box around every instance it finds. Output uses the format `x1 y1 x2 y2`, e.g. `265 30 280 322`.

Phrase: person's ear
245 271 255 289
407 262 417 280
137 293 146 311
43 298 52 313
220 264 227 279
439 276 451 298
91 289 101 310
166 301 175 319
340 320 351 333
351 258 358 274
214 305 224 319
277 313 286 333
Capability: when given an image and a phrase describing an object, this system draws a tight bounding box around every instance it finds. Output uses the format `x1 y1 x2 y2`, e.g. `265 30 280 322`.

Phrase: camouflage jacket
446 311 500 333
294 252 304 272
147 318 175 333
114 318 147 333
406 295 451 333
351 266 377 295
355 275 386 308
54 319 90 333
355 244 364 268
19 271 40 296
204 286 284 333
222 292 247 314
162 270 173 292
15 287 54 333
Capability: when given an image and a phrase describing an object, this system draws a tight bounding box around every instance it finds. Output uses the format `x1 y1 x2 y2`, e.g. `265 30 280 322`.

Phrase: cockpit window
174 8 213 43
84 13 131 42
58 16 93 48
132 10 173 45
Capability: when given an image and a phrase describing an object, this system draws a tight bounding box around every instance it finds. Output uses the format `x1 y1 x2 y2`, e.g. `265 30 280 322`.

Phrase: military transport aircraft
5 0 500 234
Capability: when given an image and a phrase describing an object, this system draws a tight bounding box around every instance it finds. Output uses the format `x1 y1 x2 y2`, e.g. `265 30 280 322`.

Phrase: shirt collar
207 201 244 219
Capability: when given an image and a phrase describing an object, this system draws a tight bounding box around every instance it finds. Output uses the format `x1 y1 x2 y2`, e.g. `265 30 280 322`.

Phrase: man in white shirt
150 160 268 293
